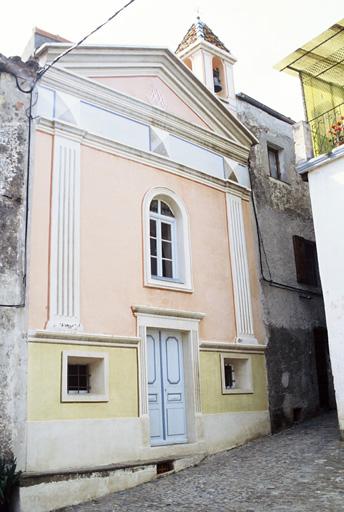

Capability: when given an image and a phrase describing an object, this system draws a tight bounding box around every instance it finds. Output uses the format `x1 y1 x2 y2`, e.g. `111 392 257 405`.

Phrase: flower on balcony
328 116 344 147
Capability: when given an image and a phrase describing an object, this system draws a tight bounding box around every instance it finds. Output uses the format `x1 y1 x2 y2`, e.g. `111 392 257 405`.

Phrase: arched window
184 58 193 71
212 57 227 99
143 188 192 291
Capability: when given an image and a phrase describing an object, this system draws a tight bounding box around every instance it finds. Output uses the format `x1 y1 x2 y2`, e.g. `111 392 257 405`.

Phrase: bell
213 68 222 93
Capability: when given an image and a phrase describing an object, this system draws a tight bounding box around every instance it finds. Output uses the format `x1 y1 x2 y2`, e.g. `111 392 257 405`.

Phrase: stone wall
237 94 334 432
0 55 37 468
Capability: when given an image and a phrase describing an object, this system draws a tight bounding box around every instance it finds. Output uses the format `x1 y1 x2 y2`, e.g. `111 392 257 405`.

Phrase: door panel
147 330 164 442
147 329 187 445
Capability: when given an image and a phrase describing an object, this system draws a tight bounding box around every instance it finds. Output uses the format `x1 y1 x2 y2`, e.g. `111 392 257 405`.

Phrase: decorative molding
36 119 251 201
28 330 140 349
199 340 266 354
138 325 148 416
35 46 256 149
142 187 193 292
226 193 257 344
134 312 202 441
177 39 237 65
47 136 81 331
132 305 205 320
191 330 202 413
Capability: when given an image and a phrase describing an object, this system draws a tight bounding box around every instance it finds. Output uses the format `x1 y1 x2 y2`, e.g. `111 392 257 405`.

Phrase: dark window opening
157 460 174 474
293 407 302 422
293 235 319 286
68 364 90 394
268 146 281 180
224 362 236 390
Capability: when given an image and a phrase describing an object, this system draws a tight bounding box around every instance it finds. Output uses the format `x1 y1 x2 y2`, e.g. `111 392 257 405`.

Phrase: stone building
276 18 344 437
236 93 334 431
0 55 37 467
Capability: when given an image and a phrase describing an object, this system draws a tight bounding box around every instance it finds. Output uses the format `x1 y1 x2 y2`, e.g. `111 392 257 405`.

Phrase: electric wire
36 0 137 83
248 162 322 298
0 0 137 307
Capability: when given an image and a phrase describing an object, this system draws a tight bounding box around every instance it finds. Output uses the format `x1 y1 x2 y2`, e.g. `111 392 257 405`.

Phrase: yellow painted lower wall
200 351 268 414
28 342 139 421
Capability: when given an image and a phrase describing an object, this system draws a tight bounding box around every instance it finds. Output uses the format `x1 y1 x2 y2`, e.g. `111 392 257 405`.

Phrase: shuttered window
293 235 319 286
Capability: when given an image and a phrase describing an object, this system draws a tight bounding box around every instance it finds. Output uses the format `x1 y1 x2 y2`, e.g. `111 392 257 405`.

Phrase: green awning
275 19 344 88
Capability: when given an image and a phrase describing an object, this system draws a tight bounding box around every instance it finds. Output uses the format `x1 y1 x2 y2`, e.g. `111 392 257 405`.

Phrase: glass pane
151 257 157 276
162 240 172 259
150 237 157 256
150 199 158 213
161 222 172 241
162 259 173 278
150 219 156 237
160 201 174 217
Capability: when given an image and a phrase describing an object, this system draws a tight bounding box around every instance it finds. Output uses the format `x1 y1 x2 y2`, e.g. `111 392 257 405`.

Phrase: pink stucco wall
28 131 265 343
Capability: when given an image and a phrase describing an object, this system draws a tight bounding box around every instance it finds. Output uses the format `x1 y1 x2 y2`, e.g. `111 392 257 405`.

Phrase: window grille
67 364 90 394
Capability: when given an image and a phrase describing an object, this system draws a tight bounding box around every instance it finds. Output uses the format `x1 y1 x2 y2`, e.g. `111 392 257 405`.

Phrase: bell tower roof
176 18 230 55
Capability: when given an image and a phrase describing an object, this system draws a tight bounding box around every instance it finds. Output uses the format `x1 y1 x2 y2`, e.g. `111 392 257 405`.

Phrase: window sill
221 388 254 395
268 176 291 186
61 393 109 403
144 279 193 293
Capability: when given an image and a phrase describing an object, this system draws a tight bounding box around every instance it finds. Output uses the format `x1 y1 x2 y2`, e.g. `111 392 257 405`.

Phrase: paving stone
58 413 344 512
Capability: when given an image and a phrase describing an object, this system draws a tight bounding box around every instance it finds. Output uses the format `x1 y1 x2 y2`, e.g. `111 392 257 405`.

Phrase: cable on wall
248 161 322 298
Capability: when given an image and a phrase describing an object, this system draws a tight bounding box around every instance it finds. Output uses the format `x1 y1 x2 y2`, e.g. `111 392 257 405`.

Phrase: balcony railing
309 102 344 157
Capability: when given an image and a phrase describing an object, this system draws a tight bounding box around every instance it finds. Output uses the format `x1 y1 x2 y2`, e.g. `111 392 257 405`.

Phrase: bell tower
176 18 237 113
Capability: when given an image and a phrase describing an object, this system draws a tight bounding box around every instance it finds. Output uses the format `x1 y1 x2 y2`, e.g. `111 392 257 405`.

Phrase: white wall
308 153 344 436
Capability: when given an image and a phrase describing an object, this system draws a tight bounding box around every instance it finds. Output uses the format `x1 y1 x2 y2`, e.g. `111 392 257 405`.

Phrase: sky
1 1 343 121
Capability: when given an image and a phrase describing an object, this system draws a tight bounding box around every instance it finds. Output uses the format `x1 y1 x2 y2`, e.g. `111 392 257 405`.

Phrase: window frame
220 353 253 395
149 200 178 280
293 235 319 287
267 145 282 180
143 187 192 292
61 350 109 403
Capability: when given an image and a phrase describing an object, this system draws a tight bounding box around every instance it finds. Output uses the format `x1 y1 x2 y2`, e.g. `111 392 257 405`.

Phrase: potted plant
328 115 344 148
0 456 21 512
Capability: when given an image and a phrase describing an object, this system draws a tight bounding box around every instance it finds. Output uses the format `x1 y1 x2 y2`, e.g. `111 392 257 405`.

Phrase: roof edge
237 92 295 124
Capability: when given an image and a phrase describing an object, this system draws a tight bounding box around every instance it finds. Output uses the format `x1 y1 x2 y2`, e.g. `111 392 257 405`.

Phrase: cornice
199 340 266 353
36 118 251 200
28 329 140 348
39 66 251 163
132 305 205 320
177 40 237 64
36 45 256 147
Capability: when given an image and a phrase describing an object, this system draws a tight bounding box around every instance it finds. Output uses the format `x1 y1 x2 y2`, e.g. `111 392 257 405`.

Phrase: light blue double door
147 329 187 445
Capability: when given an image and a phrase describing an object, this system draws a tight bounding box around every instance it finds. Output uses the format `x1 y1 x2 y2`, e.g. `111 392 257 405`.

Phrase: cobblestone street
59 413 344 512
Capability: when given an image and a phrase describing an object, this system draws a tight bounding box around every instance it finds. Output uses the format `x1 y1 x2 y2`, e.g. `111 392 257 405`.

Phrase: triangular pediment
36 44 256 151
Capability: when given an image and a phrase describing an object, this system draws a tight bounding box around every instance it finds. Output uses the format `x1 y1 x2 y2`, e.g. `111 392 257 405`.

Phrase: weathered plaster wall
0 56 36 467
237 97 331 431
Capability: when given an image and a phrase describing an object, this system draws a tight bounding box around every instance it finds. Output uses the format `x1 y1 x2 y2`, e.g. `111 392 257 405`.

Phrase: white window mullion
171 220 177 279
157 218 163 277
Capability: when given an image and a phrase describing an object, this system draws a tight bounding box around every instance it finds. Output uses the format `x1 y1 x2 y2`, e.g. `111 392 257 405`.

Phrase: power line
0 0 138 307
36 0 137 82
